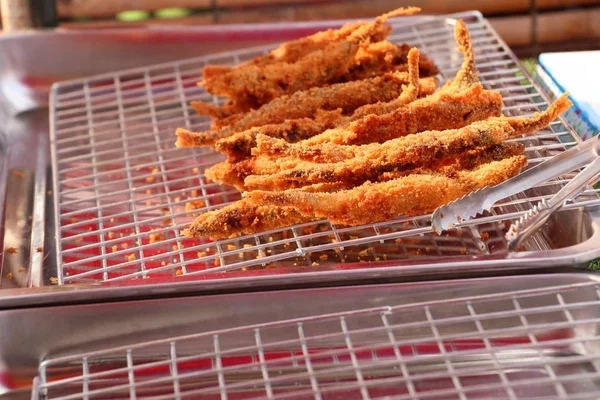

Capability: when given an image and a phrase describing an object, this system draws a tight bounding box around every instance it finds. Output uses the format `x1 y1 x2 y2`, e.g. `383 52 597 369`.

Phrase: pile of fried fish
175 7 571 240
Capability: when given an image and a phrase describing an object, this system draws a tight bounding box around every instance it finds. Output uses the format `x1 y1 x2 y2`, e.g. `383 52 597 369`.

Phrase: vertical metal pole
530 0 539 57
1 0 33 31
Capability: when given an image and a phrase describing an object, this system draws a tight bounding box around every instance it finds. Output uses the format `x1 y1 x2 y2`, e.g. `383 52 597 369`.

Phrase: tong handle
506 155 600 251
489 135 600 205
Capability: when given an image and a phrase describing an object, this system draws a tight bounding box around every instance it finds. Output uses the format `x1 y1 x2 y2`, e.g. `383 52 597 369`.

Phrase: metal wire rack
50 11 600 284
34 278 600 399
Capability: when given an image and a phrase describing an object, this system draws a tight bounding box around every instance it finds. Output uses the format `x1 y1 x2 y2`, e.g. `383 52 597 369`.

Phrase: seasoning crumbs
185 200 206 211
149 232 165 244
5 272 12 280
127 254 136 262
18 267 26 273
12 170 25 178
6 247 17 254
49 277 58 284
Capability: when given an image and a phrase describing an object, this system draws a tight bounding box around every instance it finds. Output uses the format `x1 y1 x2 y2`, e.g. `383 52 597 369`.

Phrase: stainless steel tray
0 14 599 298
48 12 600 287
0 272 594 398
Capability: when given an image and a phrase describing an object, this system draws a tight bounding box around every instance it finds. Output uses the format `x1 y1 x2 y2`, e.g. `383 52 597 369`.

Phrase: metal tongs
431 135 600 251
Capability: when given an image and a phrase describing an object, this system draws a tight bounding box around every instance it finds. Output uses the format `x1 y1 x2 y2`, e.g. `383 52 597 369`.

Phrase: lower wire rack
50 11 600 283
34 278 600 399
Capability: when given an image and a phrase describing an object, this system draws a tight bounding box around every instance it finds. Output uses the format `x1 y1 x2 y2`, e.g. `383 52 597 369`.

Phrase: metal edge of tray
0 221 597 310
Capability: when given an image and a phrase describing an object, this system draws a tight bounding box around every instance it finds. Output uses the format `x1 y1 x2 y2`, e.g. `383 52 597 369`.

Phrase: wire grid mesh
35 278 600 399
50 11 600 284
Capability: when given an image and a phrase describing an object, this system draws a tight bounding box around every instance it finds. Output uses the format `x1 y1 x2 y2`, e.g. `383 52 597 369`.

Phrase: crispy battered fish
212 48 434 161
244 156 528 226
214 110 344 162
176 72 436 147
246 94 571 190
200 7 422 105
197 42 439 120
187 144 523 239
295 19 503 147
182 201 314 240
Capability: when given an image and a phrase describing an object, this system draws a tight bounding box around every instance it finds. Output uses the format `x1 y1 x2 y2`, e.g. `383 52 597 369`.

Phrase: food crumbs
49 277 58 284
161 261 166 266
460 247 467 255
192 167 199 174
121 243 129 250
174 196 181 203
243 244 253 249
28 215 33 221
191 189 199 197
197 251 206 258
238 253 245 259
214 259 221 267
185 200 206 211
160 207 170 212
149 233 165 244
74 237 83 243
383 254 388 260
312 262 319 267
146 189 152 195
162 218 173 226
227 244 237 251
395 238 403 244
172 244 179 251
5 272 12 280
112 245 118 252
18 267 26 273
12 170 25 178
70 217 78 223
151 167 159 174
145 176 156 183
127 254 136 262
481 232 489 242
359 249 370 257
108 231 115 239
175 269 184 276
47 190 52 196
6 247 17 254
375 257 381 261
319 254 328 261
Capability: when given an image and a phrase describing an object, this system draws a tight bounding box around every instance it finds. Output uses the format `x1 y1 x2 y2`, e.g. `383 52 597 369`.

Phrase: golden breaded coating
177 72 433 147
244 156 528 226
183 200 314 240
200 7 422 105
212 48 434 161
187 144 524 239
247 94 570 190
